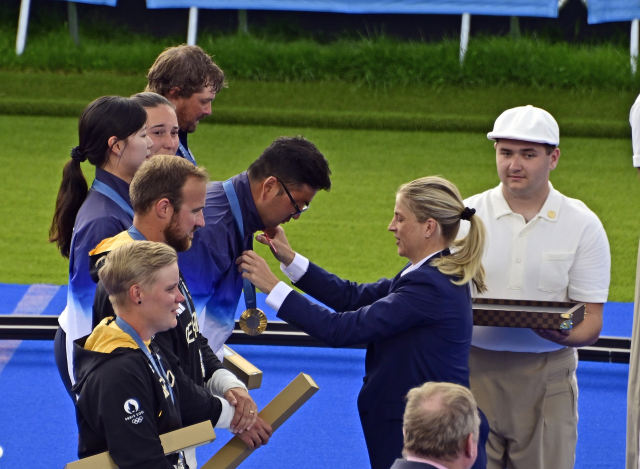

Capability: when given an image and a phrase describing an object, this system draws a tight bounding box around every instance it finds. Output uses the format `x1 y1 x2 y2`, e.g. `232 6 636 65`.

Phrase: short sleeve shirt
460 183 611 352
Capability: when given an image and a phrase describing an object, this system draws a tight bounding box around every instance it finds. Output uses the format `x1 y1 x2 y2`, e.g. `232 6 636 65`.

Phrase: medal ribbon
178 142 197 166
115 316 175 404
222 179 258 310
91 179 134 219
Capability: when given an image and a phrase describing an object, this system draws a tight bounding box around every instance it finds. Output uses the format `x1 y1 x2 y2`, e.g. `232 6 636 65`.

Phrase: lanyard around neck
91 179 134 219
178 143 197 166
127 225 146 241
115 316 175 404
222 179 257 310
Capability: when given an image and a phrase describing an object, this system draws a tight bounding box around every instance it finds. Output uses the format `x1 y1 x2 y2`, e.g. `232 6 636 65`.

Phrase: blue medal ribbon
127 225 146 241
115 316 175 404
222 179 257 310
91 179 134 219
178 143 197 166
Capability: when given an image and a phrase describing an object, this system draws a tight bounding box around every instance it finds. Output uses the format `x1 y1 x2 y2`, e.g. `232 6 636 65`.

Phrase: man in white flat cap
458 105 611 469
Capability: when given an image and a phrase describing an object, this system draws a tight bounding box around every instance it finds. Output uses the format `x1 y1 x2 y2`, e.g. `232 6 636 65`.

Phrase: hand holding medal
236 249 280 334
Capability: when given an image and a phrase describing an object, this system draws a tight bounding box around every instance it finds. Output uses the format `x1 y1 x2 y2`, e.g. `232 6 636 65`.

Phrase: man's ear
549 147 561 171
167 87 182 101
464 433 476 458
260 176 279 201
155 198 173 220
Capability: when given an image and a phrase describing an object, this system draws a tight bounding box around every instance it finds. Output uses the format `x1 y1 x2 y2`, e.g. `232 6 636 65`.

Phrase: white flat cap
487 105 559 146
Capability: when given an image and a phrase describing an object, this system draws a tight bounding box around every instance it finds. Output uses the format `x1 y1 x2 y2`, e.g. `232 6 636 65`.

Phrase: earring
137 300 142 305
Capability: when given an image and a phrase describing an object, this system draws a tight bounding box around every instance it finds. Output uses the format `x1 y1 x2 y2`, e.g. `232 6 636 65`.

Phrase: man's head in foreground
402 382 480 469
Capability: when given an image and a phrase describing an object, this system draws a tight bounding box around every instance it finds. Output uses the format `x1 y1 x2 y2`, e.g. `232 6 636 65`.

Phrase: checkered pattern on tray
473 309 570 330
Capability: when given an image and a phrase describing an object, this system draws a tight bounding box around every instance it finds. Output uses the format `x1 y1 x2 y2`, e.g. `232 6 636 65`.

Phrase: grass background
1 11 639 301
4 113 638 301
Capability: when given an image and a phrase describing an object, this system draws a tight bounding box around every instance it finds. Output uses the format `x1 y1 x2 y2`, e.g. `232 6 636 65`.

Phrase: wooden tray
473 298 585 330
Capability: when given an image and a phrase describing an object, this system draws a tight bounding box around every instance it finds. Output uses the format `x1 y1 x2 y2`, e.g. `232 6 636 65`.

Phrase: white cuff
214 396 235 429
266 281 294 312
206 368 247 397
633 154 640 167
280 253 309 282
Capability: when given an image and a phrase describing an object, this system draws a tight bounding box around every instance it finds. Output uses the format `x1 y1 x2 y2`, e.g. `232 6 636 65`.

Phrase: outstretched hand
256 226 295 266
236 250 281 294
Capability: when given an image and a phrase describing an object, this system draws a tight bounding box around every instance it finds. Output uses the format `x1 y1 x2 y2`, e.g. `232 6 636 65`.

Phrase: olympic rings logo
132 417 144 425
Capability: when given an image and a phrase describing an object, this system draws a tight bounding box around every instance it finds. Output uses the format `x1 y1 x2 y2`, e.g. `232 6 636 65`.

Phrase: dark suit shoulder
390 459 440 469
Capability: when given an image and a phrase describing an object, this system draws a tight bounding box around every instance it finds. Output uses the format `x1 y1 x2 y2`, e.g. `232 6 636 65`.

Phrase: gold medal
239 308 268 336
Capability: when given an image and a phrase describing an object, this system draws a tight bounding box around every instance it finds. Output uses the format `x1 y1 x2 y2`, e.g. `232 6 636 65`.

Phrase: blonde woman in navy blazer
238 176 489 469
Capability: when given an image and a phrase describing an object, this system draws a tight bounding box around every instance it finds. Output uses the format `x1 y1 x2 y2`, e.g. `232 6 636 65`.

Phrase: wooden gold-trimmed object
473 298 585 330
222 345 263 390
201 373 319 469
65 421 215 469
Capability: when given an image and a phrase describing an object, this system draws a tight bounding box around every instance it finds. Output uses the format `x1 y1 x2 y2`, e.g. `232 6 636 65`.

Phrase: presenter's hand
237 417 273 449
533 328 570 345
225 387 258 434
237 250 280 294
256 226 295 266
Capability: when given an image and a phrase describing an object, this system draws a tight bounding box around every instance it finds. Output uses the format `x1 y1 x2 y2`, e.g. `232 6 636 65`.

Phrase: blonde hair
397 176 486 293
403 382 480 461
98 241 178 311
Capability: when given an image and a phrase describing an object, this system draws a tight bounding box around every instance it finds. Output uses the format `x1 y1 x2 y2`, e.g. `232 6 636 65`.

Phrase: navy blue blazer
276 249 472 418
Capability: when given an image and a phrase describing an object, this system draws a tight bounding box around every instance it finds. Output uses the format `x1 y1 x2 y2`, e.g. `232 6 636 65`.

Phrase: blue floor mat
0 340 628 469
0 283 632 468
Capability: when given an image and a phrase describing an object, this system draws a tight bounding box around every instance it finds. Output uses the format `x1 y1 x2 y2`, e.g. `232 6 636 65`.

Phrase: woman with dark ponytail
52 96 151 399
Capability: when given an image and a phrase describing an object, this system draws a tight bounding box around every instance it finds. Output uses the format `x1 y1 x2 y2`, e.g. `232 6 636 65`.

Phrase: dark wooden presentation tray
472 298 586 330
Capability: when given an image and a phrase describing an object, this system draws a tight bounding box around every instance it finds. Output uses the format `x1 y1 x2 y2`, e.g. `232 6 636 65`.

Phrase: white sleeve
265 282 294 312
280 253 309 282
567 221 611 303
630 94 640 167
213 396 235 429
205 368 247 397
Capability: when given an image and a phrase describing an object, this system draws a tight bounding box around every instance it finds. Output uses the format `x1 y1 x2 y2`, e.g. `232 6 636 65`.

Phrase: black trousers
54 326 76 402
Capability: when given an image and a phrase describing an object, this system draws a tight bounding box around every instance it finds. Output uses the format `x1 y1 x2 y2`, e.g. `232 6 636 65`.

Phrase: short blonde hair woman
237 175 490 469
72 241 186 469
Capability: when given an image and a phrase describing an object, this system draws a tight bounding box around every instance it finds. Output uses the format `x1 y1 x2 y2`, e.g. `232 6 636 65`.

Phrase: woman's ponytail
49 150 89 258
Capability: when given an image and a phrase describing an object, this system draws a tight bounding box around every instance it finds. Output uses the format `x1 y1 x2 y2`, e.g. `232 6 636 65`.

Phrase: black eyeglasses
275 177 309 216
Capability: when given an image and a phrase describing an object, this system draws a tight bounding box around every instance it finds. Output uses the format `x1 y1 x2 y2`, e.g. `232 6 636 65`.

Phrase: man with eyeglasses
178 136 332 357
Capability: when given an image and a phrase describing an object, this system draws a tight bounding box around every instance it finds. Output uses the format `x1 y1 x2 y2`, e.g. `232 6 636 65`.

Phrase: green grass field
0 71 636 137
3 112 638 301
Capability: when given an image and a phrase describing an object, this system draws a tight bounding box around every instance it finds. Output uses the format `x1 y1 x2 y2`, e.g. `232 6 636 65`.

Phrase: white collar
400 251 440 277
490 182 561 223
405 455 450 469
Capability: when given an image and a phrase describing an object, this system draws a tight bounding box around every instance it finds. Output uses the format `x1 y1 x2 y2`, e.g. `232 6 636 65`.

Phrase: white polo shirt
459 183 610 353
